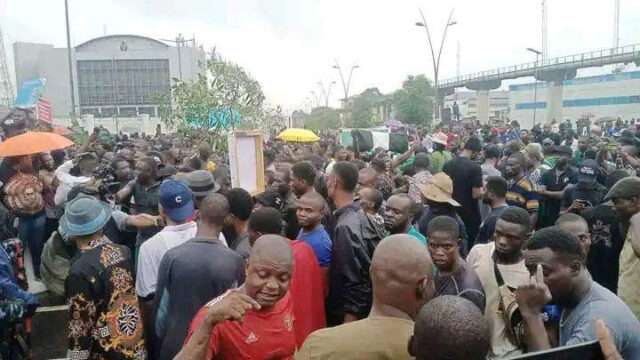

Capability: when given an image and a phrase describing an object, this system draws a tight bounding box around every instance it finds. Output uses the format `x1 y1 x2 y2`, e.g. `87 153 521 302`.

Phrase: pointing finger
536 264 545 285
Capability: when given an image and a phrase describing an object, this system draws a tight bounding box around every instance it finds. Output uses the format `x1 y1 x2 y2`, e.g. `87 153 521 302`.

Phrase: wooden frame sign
227 130 265 195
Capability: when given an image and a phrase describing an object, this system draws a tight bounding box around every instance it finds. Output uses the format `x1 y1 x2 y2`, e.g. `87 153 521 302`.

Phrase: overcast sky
3 0 640 111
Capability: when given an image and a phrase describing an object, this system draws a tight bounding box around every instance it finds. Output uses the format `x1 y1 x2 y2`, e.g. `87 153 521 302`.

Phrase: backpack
3 173 44 216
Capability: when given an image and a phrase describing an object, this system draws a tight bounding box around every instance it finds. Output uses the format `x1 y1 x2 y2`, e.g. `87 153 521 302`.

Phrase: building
509 71 640 129
443 90 509 123
13 34 205 131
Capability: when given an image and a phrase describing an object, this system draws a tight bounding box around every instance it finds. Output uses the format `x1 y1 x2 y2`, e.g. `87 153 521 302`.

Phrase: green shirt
408 225 427 245
429 150 452 174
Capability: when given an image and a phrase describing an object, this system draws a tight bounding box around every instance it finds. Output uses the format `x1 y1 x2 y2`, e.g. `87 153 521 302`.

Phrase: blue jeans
18 212 46 279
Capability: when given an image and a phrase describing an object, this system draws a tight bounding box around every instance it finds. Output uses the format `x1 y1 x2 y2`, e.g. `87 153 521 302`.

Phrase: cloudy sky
2 0 640 111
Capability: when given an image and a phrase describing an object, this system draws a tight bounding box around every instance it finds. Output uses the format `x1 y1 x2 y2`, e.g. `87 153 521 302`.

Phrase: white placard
228 131 265 195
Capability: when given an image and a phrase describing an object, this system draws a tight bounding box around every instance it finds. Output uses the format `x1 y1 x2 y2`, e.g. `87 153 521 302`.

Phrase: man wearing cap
416 172 468 255
428 132 452 174
606 177 640 320
136 179 197 348
562 159 607 215
63 196 146 360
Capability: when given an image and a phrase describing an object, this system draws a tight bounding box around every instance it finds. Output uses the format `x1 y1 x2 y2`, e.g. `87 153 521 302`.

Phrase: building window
77 59 170 107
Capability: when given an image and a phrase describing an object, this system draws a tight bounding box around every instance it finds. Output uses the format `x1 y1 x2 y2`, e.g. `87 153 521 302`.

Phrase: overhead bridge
439 44 640 124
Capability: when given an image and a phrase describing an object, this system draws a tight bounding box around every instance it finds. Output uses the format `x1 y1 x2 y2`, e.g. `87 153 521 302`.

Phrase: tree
392 74 434 127
159 50 266 149
304 107 340 131
348 88 388 128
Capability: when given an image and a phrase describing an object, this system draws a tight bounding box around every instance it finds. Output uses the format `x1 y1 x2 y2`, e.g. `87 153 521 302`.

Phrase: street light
317 81 336 108
526 47 542 127
415 8 457 124
333 62 359 107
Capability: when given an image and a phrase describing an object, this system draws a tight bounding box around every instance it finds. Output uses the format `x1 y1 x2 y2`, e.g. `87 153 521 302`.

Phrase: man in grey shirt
516 227 640 358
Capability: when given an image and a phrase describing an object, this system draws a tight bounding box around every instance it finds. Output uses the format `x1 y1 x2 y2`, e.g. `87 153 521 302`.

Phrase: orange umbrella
0 131 75 157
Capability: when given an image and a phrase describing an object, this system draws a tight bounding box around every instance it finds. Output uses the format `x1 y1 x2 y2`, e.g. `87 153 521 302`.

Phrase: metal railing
439 43 640 88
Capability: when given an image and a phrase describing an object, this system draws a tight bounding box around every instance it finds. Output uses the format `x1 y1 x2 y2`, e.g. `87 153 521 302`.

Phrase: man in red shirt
176 235 296 359
248 207 326 346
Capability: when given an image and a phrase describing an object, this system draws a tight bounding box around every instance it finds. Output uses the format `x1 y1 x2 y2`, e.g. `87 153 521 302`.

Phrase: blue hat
160 179 194 222
59 196 112 239
578 159 599 183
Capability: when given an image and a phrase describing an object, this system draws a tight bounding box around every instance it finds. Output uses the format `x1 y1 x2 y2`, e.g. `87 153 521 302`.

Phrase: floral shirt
65 237 146 360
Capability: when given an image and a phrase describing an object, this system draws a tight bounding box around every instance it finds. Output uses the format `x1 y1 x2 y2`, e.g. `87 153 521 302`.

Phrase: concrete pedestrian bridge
438 44 640 124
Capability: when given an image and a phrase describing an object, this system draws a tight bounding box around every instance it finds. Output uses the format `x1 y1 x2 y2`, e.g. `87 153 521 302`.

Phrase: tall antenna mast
541 0 548 60
613 0 620 48
0 26 14 108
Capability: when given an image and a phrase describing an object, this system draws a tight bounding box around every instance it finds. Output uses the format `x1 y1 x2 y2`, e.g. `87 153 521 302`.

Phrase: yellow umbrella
276 128 320 143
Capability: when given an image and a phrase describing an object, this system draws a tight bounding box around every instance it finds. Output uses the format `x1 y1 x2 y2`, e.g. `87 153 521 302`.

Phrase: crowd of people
1 107 640 359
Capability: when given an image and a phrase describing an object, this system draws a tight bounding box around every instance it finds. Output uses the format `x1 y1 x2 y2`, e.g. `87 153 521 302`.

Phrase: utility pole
416 8 457 122
64 0 76 117
161 34 195 81
527 47 542 127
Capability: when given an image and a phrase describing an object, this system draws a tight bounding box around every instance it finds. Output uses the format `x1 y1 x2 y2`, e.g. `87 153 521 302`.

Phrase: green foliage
158 50 266 149
304 107 340 130
392 74 434 127
347 88 388 128
69 116 88 145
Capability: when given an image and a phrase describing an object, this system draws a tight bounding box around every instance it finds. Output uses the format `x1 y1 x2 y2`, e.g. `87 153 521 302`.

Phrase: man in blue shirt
296 192 332 267
516 227 640 358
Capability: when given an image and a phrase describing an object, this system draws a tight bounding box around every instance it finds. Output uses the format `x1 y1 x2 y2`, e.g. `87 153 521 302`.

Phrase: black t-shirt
443 157 483 240
581 204 624 293
154 238 245 360
538 168 577 228
476 205 508 245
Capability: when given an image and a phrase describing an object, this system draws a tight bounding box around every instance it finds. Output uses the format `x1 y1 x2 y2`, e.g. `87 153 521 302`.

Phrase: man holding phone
562 160 607 215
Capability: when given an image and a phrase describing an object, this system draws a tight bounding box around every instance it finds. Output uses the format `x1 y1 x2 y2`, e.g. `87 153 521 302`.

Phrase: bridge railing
439 43 640 88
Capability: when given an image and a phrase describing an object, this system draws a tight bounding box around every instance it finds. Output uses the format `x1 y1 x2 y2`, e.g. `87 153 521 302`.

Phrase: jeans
18 212 46 279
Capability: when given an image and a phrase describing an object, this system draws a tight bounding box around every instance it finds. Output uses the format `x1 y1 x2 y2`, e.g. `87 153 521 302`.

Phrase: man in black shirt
476 176 509 245
443 137 484 246
537 155 577 228
154 194 245 360
563 159 607 215
579 170 630 293
326 161 376 326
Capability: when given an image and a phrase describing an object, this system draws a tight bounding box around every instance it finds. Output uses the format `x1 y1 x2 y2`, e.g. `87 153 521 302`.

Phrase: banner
37 99 52 124
14 78 46 108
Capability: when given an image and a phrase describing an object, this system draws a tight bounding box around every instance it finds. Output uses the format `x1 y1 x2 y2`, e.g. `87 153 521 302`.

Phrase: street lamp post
527 47 542 127
416 8 457 124
333 62 359 107
317 81 336 108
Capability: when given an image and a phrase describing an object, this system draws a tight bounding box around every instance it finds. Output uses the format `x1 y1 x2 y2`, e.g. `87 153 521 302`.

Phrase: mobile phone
507 340 604 359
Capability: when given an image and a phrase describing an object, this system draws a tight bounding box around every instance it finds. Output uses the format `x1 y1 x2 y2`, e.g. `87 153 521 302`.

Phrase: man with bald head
409 296 490 360
297 234 435 359
358 167 377 191
178 235 297 359
154 194 246 360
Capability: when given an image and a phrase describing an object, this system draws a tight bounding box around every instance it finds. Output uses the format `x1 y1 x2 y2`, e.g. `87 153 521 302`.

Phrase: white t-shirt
136 221 198 298
466 242 530 359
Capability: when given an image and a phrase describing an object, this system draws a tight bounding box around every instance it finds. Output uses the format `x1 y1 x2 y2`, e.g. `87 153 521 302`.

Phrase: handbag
494 260 526 349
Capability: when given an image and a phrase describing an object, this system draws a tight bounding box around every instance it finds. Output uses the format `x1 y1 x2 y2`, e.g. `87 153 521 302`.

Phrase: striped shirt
506 177 540 213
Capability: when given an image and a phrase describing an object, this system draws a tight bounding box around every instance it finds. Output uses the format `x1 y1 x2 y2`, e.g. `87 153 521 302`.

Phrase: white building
443 90 509 122
13 34 206 133
509 71 640 129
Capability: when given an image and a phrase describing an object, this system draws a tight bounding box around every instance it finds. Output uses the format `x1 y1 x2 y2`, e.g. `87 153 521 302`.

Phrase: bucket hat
59 196 112 238
418 172 460 207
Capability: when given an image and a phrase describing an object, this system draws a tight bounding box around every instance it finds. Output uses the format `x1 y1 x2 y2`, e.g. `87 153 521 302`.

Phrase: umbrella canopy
0 131 74 157
276 128 320 143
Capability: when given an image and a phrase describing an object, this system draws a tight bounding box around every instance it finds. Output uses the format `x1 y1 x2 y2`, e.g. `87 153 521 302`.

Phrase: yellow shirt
618 232 640 320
